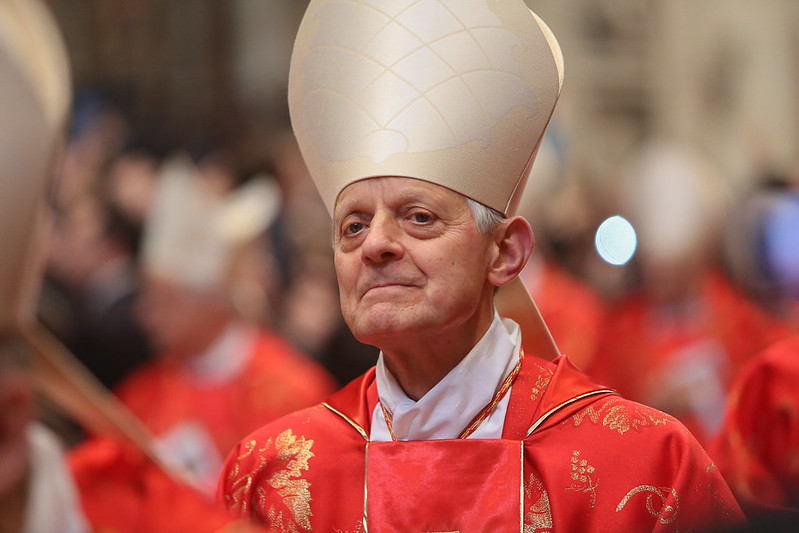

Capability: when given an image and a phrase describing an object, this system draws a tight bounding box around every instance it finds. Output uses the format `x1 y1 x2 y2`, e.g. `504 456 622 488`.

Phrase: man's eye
345 222 365 235
410 212 432 224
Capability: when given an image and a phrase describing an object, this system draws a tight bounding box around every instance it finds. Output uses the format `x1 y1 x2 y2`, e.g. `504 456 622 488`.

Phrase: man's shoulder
567 393 692 438
235 403 345 445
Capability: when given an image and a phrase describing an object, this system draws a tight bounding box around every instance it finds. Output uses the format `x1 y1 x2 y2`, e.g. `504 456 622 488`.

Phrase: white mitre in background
140 156 282 292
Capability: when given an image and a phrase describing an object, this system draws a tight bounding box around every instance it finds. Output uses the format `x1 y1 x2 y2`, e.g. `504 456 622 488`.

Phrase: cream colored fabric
23 423 89 533
289 0 563 215
141 157 281 290
0 0 71 329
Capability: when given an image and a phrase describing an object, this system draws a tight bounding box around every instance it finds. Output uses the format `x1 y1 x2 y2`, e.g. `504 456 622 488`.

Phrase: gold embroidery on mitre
616 485 679 525
570 398 669 434
566 450 598 506
530 365 554 403
523 473 553 532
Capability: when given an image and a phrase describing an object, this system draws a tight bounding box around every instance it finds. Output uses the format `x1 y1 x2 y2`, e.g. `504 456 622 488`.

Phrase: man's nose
361 214 404 263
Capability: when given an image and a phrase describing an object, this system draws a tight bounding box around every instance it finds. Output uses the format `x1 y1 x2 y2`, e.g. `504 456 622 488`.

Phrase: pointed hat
289 0 563 359
289 0 563 216
0 0 71 330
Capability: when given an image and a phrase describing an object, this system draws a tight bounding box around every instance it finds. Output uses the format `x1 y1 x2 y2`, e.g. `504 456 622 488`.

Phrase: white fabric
22 423 89 533
186 322 256 385
371 311 521 442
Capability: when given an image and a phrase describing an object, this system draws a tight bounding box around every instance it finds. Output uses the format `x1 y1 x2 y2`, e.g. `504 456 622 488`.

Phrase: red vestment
218 355 744 532
587 270 789 444
69 436 240 533
522 260 605 369
114 329 336 490
710 336 799 516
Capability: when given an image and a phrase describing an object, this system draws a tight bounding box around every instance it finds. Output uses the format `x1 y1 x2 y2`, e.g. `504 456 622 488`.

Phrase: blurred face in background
135 276 230 362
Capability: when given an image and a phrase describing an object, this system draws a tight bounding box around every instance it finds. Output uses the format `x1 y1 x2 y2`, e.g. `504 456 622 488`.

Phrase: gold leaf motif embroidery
226 439 270 515
616 485 679 524
223 430 315 531
570 398 669 434
566 450 598 506
523 473 553 532
264 430 315 530
530 365 554 403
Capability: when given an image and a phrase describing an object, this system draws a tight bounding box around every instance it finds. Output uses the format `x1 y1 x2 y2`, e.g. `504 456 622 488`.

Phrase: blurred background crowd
4 0 799 531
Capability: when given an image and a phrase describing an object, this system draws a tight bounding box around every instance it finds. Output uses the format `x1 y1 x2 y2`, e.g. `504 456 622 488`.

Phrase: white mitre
620 140 730 264
140 157 281 292
0 0 71 330
289 0 564 359
289 0 563 216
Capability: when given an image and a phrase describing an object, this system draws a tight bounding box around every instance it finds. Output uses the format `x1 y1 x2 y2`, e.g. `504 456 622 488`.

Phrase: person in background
710 186 799 524
0 1 270 531
587 140 790 445
218 1 744 530
517 128 606 370
44 193 153 391
0 334 88 533
116 156 336 493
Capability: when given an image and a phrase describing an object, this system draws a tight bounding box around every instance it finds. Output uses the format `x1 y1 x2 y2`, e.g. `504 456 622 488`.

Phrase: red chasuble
219 355 744 532
115 329 336 481
588 270 790 445
710 336 799 516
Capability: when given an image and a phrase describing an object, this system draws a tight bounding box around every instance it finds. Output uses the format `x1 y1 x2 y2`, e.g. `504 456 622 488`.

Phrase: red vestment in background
587 270 789 444
710 336 799 516
219 355 743 532
522 260 605 369
114 329 336 481
69 437 239 533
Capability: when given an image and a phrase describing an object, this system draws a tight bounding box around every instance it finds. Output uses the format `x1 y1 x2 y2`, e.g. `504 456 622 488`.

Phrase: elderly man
219 1 744 531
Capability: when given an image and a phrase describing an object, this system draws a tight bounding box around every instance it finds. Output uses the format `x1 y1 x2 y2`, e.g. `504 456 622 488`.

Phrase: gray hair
331 194 506 245
467 197 505 234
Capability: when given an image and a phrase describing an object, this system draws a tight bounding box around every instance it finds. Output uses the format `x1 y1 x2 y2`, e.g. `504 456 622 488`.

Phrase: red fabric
522 261 605 369
69 437 238 533
219 354 745 532
114 329 337 460
367 440 523 531
710 336 799 516
588 270 790 444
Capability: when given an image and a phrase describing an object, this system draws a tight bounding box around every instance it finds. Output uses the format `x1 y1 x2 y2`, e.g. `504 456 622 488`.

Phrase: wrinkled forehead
332 176 469 215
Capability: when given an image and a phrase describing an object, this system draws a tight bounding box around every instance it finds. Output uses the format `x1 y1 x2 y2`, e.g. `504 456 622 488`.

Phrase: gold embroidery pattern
263 430 315 530
566 450 598 506
570 398 669 434
616 485 679 525
224 430 315 532
226 439 269 515
693 465 737 520
333 524 363 533
523 473 553 532
530 365 554 403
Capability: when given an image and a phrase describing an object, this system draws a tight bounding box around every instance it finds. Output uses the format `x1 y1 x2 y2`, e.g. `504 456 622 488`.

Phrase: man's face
333 177 496 348
136 276 228 360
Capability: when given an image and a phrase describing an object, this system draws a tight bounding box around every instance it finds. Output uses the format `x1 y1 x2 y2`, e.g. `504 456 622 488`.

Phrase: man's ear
487 216 534 287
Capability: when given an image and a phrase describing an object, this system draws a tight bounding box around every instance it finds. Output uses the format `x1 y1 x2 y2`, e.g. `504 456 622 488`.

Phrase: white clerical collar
371 310 521 442
186 322 256 385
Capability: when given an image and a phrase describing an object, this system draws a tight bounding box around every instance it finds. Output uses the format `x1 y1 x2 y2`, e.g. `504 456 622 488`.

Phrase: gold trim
363 443 369 532
526 390 616 438
519 441 525 532
322 402 369 441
